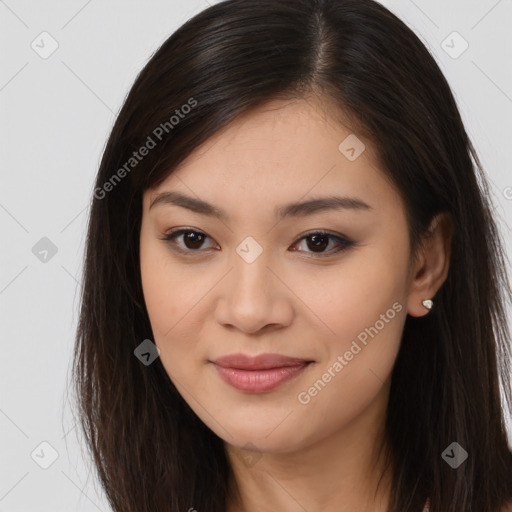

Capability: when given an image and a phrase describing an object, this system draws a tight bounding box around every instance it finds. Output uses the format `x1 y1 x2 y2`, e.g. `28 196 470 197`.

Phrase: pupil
308 234 328 252
185 231 204 249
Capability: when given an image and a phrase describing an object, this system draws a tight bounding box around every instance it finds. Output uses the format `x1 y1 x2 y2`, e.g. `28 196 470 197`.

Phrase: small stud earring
422 299 433 310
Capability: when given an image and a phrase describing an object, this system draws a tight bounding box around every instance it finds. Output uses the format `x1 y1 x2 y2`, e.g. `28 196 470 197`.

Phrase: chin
209 410 319 455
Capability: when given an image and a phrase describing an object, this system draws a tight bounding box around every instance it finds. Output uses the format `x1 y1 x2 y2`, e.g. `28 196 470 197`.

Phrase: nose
214 248 294 334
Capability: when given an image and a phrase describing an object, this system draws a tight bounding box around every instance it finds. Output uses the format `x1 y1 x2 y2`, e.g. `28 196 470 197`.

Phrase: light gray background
1 1 511 511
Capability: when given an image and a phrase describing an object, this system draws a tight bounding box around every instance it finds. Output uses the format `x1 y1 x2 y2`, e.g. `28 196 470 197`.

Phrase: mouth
210 353 314 393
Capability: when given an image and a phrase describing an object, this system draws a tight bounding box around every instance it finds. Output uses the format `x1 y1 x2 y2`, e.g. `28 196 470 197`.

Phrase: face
139 97 413 454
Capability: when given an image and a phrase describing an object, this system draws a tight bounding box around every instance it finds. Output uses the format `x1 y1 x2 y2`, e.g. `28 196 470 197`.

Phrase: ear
407 212 453 317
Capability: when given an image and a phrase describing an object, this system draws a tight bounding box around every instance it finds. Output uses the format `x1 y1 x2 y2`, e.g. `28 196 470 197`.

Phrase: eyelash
159 228 355 258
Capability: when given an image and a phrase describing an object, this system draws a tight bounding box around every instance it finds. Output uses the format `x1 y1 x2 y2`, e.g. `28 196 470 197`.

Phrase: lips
210 353 312 393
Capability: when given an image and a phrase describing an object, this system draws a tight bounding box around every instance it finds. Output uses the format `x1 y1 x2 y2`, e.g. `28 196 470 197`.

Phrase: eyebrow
149 190 372 220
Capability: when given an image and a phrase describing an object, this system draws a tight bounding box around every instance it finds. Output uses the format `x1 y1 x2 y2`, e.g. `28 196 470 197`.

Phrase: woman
72 0 512 510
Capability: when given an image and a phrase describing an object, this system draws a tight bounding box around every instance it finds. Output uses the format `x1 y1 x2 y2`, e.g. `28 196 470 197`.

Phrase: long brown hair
71 0 512 510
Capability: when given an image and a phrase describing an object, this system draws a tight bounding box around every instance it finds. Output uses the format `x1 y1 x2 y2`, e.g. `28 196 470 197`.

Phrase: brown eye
290 231 354 257
305 233 330 252
162 229 218 253
181 231 206 250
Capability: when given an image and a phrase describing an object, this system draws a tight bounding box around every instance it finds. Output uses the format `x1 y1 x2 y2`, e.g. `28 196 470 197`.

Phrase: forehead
144 97 399 217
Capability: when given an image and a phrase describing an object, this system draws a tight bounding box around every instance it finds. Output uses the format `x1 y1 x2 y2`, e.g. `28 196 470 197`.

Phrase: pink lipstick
211 353 312 393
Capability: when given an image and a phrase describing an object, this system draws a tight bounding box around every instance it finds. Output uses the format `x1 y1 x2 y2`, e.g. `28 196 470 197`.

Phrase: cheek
295 282 405 409
140 237 190 353
291 297 405 452
140 245 178 334
140 225 205 327
288 244 407 419
139 236 222 387
287 239 408 348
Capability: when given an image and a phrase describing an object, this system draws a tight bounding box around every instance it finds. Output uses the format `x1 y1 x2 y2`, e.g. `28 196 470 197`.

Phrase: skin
139 96 453 512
